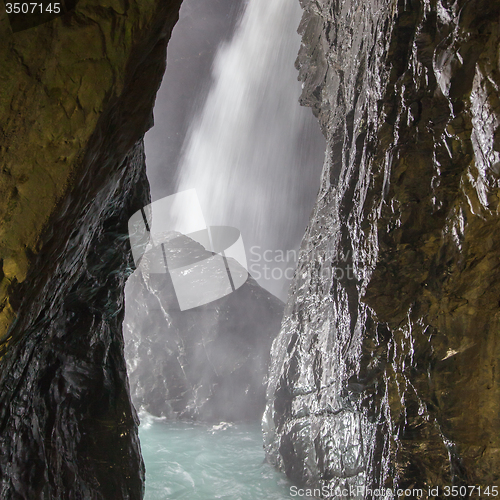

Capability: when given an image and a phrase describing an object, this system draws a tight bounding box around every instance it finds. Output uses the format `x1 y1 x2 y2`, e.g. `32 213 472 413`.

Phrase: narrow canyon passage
0 0 497 498
132 0 500 495
123 0 325 497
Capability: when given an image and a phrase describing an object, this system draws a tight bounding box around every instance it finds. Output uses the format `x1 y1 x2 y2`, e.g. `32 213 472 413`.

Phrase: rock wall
264 0 500 495
0 1 182 498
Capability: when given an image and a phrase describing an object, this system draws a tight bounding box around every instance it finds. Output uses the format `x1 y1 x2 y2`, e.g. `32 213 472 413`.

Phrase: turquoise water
139 412 295 499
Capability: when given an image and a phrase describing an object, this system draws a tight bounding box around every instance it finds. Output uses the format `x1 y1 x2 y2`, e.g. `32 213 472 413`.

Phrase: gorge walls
264 0 500 495
2 0 499 496
0 1 182 497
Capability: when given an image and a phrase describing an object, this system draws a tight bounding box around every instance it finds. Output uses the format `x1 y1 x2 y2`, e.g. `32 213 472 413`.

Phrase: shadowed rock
0 1 183 497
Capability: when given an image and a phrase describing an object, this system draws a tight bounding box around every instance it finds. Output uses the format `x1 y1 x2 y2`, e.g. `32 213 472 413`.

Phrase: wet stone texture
0 144 150 499
264 0 500 496
0 1 182 498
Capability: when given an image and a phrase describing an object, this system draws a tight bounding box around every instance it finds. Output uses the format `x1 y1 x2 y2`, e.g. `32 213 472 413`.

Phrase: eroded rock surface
264 0 500 495
0 1 182 498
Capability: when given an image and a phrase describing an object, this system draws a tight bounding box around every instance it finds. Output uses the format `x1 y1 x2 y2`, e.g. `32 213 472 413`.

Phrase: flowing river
138 412 298 500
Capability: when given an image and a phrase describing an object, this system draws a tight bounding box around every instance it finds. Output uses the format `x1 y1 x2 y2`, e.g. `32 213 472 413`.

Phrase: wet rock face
265 0 500 494
0 144 150 499
124 252 284 423
0 1 182 498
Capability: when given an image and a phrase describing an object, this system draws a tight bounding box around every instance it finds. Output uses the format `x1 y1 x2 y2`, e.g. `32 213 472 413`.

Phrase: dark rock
0 1 183 498
0 144 150 499
265 0 500 494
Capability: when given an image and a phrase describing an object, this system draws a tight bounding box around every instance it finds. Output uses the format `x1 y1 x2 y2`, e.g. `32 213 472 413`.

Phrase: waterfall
175 0 325 299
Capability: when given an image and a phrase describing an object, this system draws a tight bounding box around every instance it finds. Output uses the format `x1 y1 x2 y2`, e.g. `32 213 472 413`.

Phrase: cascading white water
175 0 325 299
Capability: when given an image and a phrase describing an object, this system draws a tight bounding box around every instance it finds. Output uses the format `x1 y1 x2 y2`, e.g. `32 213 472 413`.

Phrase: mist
145 0 325 300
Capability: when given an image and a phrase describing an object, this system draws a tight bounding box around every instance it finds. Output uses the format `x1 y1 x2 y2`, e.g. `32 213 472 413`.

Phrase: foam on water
138 411 297 499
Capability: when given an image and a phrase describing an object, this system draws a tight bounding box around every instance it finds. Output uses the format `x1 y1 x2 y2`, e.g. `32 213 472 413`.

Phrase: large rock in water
264 0 500 495
0 1 182 498
124 235 284 422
